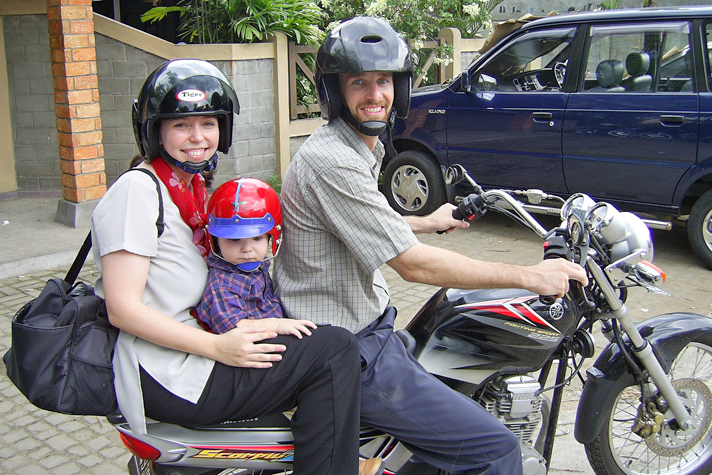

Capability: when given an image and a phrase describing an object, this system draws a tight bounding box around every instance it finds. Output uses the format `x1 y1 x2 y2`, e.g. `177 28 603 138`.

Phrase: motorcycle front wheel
585 339 712 475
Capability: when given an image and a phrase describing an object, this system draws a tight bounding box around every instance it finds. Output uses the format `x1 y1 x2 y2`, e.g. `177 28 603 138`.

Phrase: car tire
382 151 446 216
688 189 712 270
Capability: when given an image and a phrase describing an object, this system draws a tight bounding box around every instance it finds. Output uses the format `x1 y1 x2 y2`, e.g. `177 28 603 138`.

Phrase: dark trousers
357 308 523 475
140 325 361 475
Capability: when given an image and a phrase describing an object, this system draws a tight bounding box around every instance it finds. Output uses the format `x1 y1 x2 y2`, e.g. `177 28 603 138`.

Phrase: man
274 17 587 475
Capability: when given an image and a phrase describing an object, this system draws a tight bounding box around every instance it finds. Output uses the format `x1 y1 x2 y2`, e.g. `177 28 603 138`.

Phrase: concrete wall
3 14 58 192
4 14 279 192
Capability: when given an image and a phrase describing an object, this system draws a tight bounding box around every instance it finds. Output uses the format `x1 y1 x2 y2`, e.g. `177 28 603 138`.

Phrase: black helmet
132 59 239 172
316 17 413 136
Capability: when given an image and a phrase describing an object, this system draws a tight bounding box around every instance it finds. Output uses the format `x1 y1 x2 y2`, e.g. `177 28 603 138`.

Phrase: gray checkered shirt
274 118 419 333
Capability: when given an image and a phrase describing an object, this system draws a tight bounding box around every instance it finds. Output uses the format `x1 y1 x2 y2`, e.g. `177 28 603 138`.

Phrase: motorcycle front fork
587 259 694 430
536 358 568 470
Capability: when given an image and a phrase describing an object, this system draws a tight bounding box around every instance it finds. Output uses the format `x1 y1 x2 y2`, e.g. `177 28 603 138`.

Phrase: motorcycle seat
107 411 292 430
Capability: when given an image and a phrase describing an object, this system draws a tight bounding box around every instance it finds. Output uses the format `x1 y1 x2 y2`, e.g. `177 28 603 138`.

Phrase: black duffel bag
3 236 119 416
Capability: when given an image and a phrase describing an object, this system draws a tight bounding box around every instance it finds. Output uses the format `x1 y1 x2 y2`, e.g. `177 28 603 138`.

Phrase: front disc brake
643 378 712 456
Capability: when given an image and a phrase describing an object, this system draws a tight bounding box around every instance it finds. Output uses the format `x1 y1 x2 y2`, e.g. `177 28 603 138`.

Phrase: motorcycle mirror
445 165 467 186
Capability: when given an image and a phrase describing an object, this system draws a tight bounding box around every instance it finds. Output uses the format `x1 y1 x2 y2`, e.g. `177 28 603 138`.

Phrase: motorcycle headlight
609 212 654 263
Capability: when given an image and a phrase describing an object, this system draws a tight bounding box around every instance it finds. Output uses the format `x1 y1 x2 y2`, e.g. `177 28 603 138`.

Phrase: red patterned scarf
152 157 209 258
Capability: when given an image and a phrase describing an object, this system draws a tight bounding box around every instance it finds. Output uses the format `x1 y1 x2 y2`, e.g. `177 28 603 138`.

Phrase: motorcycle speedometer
587 202 626 245
561 193 596 220
568 214 585 246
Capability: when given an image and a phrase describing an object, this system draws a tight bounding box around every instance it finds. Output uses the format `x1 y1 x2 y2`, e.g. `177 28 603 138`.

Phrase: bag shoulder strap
64 167 165 285
127 167 165 238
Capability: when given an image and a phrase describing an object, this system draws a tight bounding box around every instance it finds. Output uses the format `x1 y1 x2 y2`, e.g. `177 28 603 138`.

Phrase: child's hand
274 319 317 339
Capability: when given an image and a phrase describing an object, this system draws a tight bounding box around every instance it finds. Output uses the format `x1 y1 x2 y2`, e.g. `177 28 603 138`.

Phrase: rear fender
574 312 712 444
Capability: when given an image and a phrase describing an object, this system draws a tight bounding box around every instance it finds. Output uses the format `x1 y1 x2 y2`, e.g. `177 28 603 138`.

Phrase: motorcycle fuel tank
406 287 578 385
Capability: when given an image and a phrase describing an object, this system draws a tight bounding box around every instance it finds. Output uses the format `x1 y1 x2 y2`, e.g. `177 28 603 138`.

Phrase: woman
91 59 371 475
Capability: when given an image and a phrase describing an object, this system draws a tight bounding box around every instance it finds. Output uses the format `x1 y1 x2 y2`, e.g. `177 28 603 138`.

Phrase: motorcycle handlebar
452 206 465 221
436 195 482 234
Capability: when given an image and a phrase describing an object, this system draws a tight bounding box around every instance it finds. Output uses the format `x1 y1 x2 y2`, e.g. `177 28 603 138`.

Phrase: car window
582 21 691 93
706 23 712 88
472 27 575 92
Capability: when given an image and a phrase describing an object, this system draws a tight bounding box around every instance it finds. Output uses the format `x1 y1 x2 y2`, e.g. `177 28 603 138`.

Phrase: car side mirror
477 74 498 91
460 70 472 93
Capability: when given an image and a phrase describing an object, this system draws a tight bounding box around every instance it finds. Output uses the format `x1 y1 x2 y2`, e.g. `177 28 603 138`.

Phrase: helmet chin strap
341 105 387 137
341 107 399 157
236 261 261 272
160 149 218 174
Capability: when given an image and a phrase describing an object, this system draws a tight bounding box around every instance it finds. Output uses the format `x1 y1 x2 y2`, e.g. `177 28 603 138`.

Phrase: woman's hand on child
274 319 317 339
214 327 286 369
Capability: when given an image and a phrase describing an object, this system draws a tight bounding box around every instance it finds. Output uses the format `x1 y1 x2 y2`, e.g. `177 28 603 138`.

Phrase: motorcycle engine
481 375 547 475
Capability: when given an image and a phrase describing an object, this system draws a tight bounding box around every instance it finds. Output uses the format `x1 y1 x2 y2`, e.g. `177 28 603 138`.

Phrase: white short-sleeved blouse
91 168 212 434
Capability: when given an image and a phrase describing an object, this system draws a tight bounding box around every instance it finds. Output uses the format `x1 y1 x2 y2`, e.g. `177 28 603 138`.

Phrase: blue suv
386 6 712 269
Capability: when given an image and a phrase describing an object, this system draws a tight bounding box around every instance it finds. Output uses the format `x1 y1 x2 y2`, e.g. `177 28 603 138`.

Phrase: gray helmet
132 59 239 172
315 17 413 135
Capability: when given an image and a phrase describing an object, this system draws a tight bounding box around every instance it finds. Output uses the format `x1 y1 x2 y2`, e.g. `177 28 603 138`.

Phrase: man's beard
350 102 390 123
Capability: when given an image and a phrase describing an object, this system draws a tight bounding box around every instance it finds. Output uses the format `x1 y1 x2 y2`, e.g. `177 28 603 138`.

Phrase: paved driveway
1 211 710 474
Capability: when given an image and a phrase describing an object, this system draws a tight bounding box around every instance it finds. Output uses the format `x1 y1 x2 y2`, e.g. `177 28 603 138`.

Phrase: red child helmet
207 178 282 258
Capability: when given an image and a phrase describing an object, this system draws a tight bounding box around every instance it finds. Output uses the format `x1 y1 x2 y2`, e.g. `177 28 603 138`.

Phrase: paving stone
26 445 53 460
77 453 103 467
42 413 70 426
98 444 128 459
1 429 29 445
45 433 78 451
13 436 42 451
33 426 60 441
51 461 83 475
85 435 114 451
1 457 37 473
0 399 13 414
26 420 53 433
67 444 91 457
56 420 85 433
90 460 130 475
0 445 18 458
38 453 71 469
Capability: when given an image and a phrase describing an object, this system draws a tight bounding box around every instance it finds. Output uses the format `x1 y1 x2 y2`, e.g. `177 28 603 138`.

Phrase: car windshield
480 28 575 78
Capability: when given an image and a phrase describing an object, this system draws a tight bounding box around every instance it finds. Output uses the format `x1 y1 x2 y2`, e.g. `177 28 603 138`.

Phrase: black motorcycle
113 166 712 475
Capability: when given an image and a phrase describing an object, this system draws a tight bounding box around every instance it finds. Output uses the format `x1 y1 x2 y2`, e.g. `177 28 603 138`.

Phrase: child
196 177 384 475
195 177 317 338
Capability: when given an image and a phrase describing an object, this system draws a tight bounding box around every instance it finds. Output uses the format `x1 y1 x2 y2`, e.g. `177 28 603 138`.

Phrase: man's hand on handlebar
405 203 471 234
525 259 588 299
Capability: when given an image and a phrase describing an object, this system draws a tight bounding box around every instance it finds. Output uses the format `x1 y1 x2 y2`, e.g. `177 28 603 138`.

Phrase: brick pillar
47 0 106 228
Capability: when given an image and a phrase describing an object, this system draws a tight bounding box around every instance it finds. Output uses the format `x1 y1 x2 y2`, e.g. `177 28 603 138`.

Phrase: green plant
265 175 282 195
295 52 320 118
600 0 623 9
142 0 325 45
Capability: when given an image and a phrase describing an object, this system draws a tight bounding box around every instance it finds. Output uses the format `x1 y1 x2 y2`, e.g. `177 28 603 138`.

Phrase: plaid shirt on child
195 253 284 334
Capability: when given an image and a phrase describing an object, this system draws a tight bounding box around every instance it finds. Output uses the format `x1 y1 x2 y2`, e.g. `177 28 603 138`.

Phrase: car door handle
660 115 685 126
532 112 553 122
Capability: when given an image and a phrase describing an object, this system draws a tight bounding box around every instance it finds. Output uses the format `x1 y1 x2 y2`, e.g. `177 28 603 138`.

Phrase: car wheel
382 151 446 216
688 189 712 270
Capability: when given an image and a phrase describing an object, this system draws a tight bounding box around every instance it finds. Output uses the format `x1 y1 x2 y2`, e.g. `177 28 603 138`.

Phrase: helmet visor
208 213 276 240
